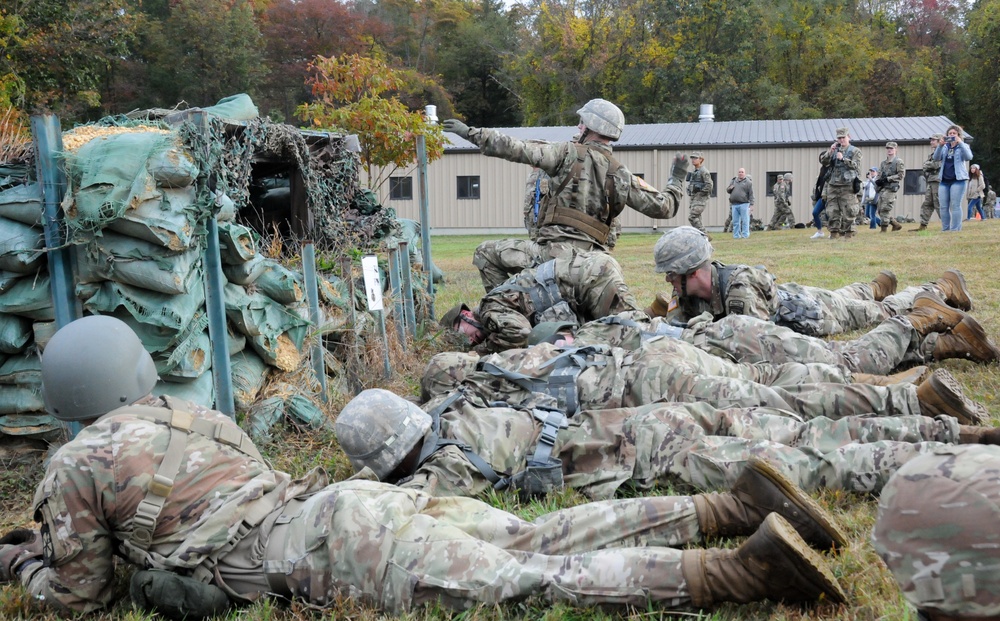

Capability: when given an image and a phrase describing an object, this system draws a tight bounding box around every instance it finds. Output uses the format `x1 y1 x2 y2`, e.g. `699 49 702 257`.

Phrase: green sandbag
155 328 211 382
81 273 205 332
0 313 32 354
0 353 40 384
0 274 54 320
152 371 214 409
0 183 42 226
0 217 44 274
222 253 267 285
147 145 199 189
0 413 60 437
203 94 259 123
246 395 283 441
286 394 333 431
32 320 56 351
0 383 44 415
255 260 303 305
107 187 200 251
231 349 271 412
75 230 202 295
217 221 257 265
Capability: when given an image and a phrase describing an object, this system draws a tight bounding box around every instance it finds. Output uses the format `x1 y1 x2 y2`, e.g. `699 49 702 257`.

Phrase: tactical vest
490 259 578 324
829 145 859 186
879 158 903 192
592 315 684 345
538 143 626 243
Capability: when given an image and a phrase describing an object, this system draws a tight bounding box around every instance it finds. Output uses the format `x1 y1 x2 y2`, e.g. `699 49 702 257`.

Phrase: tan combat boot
829 231 841 240
681 513 848 608
880 224 888 233
932 316 1000 364
958 426 1000 444
907 292 966 335
852 365 930 386
890 220 903 231
693 457 847 551
870 270 898 301
911 224 927 232
935 269 973 311
916 369 988 425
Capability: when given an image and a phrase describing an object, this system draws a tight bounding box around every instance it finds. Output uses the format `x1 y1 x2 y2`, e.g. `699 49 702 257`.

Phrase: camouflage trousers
877 189 899 225
824 185 859 234
688 197 709 232
624 401 958 494
473 239 606 292
768 202 795 229
268 479 701 612
685 314 931 374
623 339 924 421
919 182 940 226
778 281 942 336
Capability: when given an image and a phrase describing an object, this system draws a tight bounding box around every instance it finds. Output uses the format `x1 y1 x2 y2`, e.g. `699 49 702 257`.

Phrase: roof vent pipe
425 105 438 124
698 104 714 123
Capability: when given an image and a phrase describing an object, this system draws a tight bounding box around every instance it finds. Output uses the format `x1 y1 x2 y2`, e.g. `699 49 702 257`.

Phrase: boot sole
953 316 1000 364
927 369 987 426
942 269 973 311
912 292 965 328
748 457 849 550
761 514 848 605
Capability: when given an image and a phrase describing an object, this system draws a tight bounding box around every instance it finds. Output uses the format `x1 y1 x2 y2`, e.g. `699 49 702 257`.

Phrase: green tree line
0 0 998 174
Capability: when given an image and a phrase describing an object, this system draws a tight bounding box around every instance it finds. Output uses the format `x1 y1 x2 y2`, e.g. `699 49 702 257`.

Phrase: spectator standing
875 142 905 232
913 134 943 232
687 151 714 236
932 124 973 231
810 163 831 238
818 127 863 239
768 174 795 230
862 167 880 229
984 174 996 219
726 168 754 239
965 164 986 220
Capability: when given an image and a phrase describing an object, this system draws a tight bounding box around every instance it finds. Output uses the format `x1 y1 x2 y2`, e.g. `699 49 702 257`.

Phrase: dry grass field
4 220 999 621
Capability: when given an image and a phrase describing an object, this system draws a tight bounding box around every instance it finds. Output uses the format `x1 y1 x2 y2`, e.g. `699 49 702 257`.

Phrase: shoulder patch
728 300 745 315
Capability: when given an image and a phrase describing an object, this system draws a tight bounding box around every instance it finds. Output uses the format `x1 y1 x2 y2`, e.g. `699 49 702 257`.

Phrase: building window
389 176 413 200
457 175 480 199
904 170 926 195
765 172 793 197
685 171 718 198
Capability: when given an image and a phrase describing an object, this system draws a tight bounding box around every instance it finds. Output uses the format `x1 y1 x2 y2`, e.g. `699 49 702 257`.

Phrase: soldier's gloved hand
644 292 674 318
0 528 43 582
442 119 471 139
669 153 690 186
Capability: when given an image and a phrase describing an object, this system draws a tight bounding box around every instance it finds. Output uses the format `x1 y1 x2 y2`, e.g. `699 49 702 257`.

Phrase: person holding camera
862 167 881 229
819 127 863 239
875 142 905 232
933 124 973 231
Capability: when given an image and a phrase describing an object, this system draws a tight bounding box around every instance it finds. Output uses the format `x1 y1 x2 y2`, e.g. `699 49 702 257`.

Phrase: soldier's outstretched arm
466 128 568 177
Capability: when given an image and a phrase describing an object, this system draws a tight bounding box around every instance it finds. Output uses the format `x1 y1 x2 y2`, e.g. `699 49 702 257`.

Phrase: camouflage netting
0 94 434 442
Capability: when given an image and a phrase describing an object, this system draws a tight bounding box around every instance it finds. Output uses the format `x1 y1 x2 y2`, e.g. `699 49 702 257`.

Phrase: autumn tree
296 54 446 191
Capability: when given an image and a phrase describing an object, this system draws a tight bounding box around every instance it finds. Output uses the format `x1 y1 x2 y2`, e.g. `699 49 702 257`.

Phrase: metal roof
444 115 966 151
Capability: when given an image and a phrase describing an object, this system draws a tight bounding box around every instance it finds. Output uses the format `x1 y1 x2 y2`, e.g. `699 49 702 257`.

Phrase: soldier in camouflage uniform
819 127 863 239
767 174 795 230
445 99 686 259
687 151 714 234
913 134 943 231
440 250 639 354
337 389 998 503
1 316 849 614
872 445 1000 619
421 340 988 425
876 142 905 232
652 226 993 342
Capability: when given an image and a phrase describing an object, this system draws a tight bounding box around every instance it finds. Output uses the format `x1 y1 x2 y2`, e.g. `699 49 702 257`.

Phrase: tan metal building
374 115 969 233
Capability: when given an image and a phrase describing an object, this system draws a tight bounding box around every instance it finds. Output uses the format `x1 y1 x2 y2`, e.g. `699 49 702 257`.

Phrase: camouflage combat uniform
18 395 748 614
919 148 942 226
573 311 936 375
876 153 905 227
819 143 863 235
421 341 928 423
401 396 960 499
768 180 794 229
474 250 639 354
687 164 714 232
675 261 949 336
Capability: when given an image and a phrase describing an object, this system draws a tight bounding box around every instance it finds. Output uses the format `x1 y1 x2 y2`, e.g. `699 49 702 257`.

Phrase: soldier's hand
670 153 690 185
836 151 844 160
0 529 42 582
442 119 471 139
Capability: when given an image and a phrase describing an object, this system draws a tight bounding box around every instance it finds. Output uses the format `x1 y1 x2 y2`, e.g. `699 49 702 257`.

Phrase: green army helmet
336 388 432 480
41 315 158 421
872 445 1000 619
440 303 470 330
653 226 714 275
577 99 625 141
528 321 577 346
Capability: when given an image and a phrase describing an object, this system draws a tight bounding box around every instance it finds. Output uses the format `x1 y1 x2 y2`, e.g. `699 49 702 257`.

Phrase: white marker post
361 255 391 378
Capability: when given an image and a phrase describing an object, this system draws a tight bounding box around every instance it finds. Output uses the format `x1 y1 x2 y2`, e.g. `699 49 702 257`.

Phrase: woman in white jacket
932 124 974 231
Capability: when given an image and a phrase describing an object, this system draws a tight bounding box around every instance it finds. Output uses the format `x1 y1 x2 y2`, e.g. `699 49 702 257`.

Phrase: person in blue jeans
862 167 881 229
726 168 754 239
810 163 831 238
933 124 973 231
965 164 985 220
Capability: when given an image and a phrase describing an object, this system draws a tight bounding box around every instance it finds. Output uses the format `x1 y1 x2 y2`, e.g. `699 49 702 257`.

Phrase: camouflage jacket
21 396 291 613
877 156 905 192
678 261 780 323
688 166 714 199
819 145 863 187
468 129 681 249
476 251 640 354
772 182 789 206
922 150 942 183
